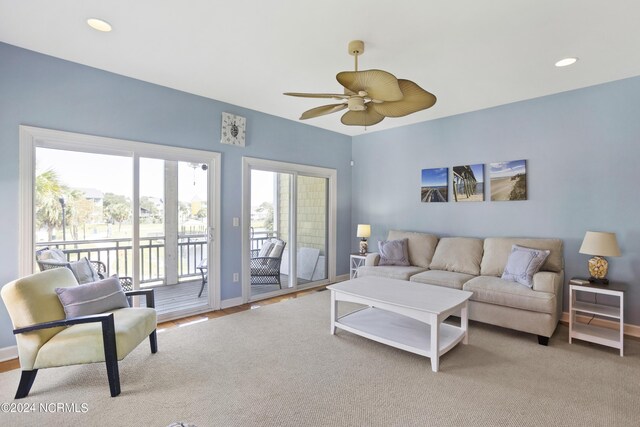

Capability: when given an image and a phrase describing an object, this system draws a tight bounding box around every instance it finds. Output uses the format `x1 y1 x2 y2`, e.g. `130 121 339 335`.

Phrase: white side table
569 281 625 356
349 253 367 279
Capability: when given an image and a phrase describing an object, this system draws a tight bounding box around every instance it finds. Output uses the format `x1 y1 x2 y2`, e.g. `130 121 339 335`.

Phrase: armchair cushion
55 275 129 319
33 307 157 369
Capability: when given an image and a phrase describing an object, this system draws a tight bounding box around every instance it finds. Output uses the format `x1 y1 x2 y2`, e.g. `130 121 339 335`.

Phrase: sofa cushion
356 265 427 281
481 238 563 276
387 230 438 269
409 270 476 290
429 237 484 275
463 276 556 314
501 245 550 288
378 239 410 266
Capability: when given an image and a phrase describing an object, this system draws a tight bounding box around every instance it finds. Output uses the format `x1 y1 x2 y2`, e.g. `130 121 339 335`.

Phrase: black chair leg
101 315 121 397
149 330 158 354
15 369 38 399
537 335 549 346
197 268 207 298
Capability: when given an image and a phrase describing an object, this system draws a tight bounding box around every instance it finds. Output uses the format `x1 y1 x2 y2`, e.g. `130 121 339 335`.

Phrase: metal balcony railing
36 230 280 285
36 234 207 284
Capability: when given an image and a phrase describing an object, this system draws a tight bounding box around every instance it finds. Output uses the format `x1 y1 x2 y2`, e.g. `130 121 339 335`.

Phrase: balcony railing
36 234 207 284
36 230 279 285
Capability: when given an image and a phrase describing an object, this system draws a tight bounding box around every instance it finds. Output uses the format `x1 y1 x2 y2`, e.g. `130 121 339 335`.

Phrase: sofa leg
15 369 38 399
537 335 549 346
149 330 158 354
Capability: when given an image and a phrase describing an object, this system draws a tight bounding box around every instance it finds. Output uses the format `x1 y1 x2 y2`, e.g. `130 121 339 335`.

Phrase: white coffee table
327 276 473 372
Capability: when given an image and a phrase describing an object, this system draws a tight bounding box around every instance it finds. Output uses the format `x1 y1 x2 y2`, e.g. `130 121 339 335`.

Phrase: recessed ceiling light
555 57 578 67
87 18 112 32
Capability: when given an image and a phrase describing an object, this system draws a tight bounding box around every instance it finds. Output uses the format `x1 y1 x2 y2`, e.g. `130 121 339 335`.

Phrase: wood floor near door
0 286 325 373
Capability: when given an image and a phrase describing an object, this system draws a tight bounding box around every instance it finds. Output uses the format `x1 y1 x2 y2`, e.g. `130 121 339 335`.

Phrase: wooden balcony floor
148 274 313 315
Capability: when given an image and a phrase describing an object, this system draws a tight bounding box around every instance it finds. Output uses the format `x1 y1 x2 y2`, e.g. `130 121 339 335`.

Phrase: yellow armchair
0 268 157 398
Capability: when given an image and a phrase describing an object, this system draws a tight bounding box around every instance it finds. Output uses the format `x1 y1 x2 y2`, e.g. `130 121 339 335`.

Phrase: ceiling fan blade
371 79 436 117
336 70 403 102
284 92 349 100
300 103 348 120
340 102 385 126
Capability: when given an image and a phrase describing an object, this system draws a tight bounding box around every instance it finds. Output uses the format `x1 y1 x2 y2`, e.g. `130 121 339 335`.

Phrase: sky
490 160 526 178
36 147 208 202
421 167 448 187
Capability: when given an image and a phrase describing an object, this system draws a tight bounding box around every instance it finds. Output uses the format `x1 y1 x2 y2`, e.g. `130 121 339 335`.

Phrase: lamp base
359 239 368 255
588 277 609 286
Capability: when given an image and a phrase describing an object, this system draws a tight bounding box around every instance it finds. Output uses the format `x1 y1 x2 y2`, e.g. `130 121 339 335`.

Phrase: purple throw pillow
378 239 410 266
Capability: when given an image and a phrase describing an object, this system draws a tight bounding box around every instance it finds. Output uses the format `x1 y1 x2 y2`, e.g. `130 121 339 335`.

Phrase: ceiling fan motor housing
348 97 366 111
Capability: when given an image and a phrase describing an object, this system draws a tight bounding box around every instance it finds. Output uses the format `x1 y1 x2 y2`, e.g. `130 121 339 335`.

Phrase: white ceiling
1 0 640 136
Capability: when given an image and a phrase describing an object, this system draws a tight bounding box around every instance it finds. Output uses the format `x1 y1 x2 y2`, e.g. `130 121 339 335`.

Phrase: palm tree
35 169 66 241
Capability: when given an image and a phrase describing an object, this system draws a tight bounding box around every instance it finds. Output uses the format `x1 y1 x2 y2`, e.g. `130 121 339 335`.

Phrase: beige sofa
357 230 564 345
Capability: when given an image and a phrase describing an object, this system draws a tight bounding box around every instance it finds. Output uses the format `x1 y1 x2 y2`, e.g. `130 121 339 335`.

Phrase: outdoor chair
36 247 133 291
0 268 157 398
250 238 286 288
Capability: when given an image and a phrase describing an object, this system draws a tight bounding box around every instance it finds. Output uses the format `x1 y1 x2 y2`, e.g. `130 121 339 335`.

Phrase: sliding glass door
243 157 336 302
23 126 220 321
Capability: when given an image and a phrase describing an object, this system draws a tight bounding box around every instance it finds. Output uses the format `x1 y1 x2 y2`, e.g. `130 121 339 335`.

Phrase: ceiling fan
284 40 436 127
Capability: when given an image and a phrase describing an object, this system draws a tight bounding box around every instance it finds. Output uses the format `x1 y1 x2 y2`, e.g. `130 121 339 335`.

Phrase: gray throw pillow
56 275 130 319
378 239 410 266
68 257 99 284
501 245 550 288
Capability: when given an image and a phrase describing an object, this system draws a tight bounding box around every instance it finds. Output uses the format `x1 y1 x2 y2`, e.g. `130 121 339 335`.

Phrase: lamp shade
579 231 621 257
356 224 371 238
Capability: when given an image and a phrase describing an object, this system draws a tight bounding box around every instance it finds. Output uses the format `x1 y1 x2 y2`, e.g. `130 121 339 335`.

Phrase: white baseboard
0 345 17 362
560 312 640 338
220 297 243 309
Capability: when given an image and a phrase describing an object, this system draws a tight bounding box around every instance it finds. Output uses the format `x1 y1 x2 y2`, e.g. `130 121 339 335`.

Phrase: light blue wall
0 43 352 349
352 76 640 326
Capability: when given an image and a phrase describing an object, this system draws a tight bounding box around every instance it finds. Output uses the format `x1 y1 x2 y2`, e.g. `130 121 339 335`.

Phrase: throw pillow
269 241 285 259
68 257 99 284
258 241 275 258
56 275 130 319
378 239 410 266
501 245 550 288
38 248 67 262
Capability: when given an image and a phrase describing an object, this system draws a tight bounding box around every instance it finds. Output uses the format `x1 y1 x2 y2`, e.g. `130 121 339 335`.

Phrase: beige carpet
1 290 639 426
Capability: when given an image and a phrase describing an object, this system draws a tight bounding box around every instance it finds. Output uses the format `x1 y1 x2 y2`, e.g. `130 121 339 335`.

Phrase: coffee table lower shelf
335 307 466 363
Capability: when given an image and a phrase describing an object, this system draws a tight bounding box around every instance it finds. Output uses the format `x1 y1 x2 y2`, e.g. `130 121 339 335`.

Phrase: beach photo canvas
421 167 448 202
453 164 484 202
490 160 527 201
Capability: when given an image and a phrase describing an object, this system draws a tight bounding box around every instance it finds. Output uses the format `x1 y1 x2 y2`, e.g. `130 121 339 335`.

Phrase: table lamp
578 231 621 285
356 224 371 255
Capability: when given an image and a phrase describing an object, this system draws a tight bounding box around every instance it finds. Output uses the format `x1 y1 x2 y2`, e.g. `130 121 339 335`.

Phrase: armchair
250 239 286 288
35 247 133 291
0 268 157 399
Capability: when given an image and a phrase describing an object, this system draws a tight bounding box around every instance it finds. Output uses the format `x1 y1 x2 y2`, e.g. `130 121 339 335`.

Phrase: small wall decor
221 112 246 147
453 164 484 202
421 167 448 202
490 160 527 201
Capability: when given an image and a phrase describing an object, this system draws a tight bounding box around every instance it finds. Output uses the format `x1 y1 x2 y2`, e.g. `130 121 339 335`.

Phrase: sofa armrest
532 271 563 294
365 253 380 266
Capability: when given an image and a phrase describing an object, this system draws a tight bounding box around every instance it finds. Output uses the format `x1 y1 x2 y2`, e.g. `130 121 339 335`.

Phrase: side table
349 253 367 279
569 280 625 356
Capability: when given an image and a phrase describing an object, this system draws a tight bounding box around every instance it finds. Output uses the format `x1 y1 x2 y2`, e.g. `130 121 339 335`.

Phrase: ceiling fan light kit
284 40 436 127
